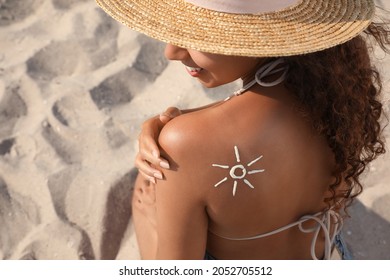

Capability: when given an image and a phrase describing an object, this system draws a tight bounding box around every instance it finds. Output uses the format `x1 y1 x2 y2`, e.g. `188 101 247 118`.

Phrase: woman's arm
155 175 208 259
153 114 211 259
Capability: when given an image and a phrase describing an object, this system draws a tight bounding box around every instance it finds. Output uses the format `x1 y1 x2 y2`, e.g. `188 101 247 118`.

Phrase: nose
164 44 189 61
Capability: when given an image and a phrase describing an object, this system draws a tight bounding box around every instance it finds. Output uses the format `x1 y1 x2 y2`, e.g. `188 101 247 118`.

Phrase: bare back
155 83 337 259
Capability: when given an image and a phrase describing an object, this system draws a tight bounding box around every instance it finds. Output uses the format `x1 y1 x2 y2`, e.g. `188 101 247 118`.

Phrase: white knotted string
211 209 343 260
298 210 343 260
229 58 288 99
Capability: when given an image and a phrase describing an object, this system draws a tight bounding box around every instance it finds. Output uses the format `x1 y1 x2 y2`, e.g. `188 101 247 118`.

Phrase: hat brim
95 0 374 57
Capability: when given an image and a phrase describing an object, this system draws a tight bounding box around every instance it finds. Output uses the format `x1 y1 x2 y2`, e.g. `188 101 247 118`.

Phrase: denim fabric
334 234 353 260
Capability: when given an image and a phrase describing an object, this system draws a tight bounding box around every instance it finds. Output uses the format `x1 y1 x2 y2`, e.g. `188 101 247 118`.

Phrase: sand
0 0 389 260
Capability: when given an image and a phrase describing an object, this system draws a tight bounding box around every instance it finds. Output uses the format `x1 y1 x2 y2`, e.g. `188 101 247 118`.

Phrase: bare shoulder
157 106 222 191
158 107 219 158
157 89 335 211
156 92 285 200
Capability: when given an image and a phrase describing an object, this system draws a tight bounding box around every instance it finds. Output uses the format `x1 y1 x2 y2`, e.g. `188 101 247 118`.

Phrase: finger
139 138 170 170
136 159 163 180
135 156 163 182
162 106 182 118
135 155 163 180
140 148 161 167
139 136 161 164
159 106 181 124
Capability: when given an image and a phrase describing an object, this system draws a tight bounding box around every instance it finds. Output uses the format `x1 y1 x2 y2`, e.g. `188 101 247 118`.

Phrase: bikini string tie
232 58 289 96
211 209 343 260
298 209 343 260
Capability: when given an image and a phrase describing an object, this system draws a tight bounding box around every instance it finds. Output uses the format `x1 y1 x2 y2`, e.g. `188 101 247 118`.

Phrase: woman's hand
135 107 182 183
135 101 224 183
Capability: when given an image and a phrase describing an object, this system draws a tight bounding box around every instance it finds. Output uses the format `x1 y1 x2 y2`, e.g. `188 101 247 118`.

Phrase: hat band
185 0 301 14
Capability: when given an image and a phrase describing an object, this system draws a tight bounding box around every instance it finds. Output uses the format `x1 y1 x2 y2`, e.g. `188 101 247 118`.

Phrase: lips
185 65 203 77
185 66 203 73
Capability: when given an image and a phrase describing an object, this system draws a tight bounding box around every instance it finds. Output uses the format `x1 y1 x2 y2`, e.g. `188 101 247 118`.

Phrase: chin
199 80 224 89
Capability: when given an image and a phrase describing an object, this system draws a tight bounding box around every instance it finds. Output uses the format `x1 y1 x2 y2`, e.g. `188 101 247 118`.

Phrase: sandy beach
0 0 389 260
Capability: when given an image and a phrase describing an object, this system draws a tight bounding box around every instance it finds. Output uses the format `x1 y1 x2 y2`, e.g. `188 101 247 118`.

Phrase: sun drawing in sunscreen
212 146 265 196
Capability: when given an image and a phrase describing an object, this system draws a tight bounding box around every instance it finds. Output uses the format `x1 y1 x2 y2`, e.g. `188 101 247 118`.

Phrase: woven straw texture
95 0 375 57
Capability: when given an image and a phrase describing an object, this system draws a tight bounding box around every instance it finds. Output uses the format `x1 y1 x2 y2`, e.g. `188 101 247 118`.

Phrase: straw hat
95 0 375 57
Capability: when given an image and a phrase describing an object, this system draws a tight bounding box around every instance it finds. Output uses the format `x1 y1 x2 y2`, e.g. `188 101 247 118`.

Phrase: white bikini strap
233 58 288 96
298 210 343 260
211 209 343 260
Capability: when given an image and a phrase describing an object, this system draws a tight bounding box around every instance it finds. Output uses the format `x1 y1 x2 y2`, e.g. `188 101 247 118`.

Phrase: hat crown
96 0 375 57
185 0 300 14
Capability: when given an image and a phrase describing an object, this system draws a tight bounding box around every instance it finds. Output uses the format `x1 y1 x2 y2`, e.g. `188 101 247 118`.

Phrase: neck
241 58 268 87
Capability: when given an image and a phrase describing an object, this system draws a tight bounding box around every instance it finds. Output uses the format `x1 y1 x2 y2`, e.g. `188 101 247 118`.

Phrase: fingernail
160 161 170 169
154 172 163 180
149 177 156 184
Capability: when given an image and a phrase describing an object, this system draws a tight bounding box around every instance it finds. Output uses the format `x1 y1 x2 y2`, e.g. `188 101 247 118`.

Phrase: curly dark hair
284 22 389 212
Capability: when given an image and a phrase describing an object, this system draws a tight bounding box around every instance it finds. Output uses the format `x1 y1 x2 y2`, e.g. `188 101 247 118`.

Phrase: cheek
236 58 260 72
218 58 259 80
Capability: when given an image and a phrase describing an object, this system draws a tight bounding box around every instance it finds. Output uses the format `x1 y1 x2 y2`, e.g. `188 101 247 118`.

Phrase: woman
96 0 388 259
